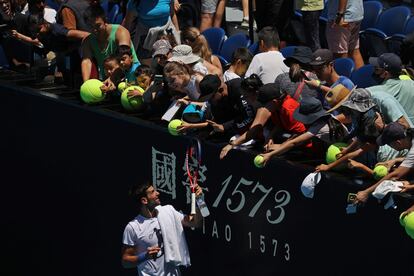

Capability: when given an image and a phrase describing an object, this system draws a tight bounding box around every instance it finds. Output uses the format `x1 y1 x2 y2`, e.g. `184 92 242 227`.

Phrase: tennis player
121 181 203 276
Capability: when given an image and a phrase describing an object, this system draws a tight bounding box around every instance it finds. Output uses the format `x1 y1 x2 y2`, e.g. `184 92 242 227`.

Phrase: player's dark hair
129 181 152 207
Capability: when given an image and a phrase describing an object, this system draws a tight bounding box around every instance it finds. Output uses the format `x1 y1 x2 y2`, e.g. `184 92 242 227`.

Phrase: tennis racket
185 138 202 215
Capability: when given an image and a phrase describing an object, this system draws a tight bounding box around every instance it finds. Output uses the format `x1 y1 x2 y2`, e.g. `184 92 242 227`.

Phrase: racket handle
190 192 196 215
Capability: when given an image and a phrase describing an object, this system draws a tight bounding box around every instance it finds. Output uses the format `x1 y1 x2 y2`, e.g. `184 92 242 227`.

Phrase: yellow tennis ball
315 80 321 86
168 119 182 136
400 212 414 239
254 155 265 168
399 75 411 81
326 143 348 164
80 79 105 103
117 81 127 93
120 86 145 111
373 165 388 180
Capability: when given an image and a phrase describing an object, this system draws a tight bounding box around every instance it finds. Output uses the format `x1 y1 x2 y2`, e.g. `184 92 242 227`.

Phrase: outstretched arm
354 166 414 204
261 132 314 165
220 106 272 159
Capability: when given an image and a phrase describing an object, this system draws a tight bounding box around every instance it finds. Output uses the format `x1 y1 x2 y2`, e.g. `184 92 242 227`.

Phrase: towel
134 18 180 52
155 205 191 267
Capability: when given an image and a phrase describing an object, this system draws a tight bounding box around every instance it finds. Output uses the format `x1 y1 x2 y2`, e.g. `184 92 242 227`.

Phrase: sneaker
240 18 249 28
240 18 257 30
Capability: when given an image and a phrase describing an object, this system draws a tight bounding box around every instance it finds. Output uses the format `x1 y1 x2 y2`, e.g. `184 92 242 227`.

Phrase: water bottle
196 197 210 217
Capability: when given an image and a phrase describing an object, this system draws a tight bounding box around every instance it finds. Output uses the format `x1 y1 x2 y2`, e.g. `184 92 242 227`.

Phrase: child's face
136 74 151 90
104 60 119 77
120 54 133 70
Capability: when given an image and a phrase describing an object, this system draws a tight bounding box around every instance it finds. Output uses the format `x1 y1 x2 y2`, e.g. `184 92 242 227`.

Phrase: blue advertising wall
0 82 413 276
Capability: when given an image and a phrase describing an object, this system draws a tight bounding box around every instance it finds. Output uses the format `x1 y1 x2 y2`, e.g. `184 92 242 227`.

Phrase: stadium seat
202 27 226 55
101 0 109 14
218 33 250 63
108 4 120 24
46 0 60 11
217 55 229 70
0 45 9 69
386 16 414 55
280 46 296 58
350 64 378 88
360 6 411 60
248 41 259 55
334 58 355 78
360 1 383 31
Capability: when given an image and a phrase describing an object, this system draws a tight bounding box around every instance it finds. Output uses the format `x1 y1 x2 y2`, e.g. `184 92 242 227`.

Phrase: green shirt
367 78 414 124
90 24 139 79
295 0 324 11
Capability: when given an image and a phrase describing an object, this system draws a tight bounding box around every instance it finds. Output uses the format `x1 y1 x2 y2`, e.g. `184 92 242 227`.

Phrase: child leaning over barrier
223 47 253 82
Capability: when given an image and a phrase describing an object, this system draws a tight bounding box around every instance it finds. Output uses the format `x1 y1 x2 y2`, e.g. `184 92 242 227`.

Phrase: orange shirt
270 95 306 134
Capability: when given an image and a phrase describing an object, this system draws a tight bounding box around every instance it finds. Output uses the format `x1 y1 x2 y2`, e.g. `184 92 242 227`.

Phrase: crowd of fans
1 0 414 215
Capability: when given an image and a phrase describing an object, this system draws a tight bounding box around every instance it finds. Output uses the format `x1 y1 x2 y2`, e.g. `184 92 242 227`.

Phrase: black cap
199 74 221 101
376 122 407 146
309 49 334 66
283 46 313 66
369 53 402 74
257 83 283 105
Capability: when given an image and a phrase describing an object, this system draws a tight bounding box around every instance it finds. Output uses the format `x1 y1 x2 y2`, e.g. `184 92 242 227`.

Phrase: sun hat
168 45 200 64
152 39 172 58
338 88 375 113
283 46 313 67
325 84 354 113
293 97 330 125
301 172 322 198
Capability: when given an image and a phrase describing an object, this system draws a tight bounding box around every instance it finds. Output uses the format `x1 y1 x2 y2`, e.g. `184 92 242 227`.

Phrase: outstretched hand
220 144 233 160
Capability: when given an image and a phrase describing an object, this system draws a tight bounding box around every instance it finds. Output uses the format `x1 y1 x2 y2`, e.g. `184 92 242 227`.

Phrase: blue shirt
331 76 354 90
127 0 171 28
327 0 364 23
126 62 141 82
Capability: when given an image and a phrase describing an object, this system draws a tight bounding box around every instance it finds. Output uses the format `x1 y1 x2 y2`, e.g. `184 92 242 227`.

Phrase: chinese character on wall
152 147 177 199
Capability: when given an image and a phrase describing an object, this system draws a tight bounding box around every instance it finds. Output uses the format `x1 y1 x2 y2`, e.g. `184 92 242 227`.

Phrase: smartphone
347 193 357 203
300 69 310 81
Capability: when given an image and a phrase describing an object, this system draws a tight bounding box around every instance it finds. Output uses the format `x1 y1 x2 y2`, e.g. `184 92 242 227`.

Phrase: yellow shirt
295 0 324 11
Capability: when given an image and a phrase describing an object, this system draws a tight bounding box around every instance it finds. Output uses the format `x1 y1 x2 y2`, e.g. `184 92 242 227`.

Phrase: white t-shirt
223 70 240 82
123 212 184 276
400 138 414 168
245 50 289 84
192 62 208 76
21 5 57 23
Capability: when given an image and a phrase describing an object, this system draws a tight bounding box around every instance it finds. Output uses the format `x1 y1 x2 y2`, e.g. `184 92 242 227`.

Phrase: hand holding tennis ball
168 119 183 136
254 155 265 168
